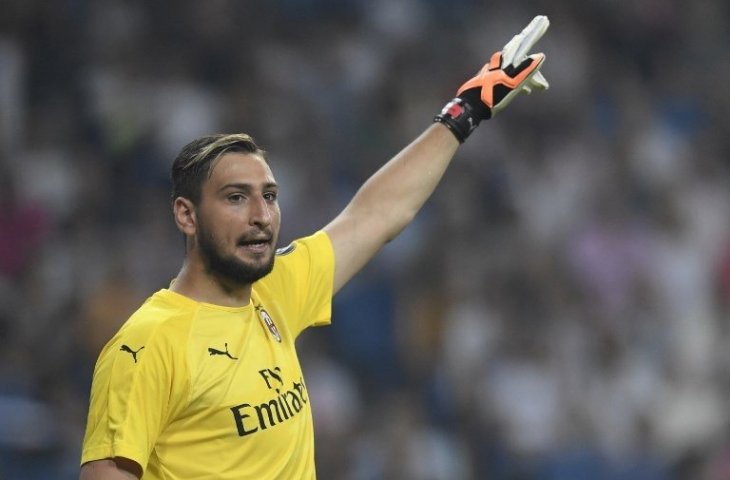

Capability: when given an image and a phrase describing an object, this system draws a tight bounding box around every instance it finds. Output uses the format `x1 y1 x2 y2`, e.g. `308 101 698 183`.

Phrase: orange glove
434 15 550 142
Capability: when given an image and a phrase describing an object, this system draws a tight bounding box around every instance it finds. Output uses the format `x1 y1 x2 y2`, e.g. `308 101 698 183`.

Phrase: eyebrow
218 182 278 193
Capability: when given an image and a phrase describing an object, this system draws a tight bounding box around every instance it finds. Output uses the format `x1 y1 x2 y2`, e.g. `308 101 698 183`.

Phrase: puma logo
120 344 145 363
208 343 238 360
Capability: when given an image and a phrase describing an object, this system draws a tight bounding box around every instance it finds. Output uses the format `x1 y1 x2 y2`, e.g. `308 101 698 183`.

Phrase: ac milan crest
257 306 282 342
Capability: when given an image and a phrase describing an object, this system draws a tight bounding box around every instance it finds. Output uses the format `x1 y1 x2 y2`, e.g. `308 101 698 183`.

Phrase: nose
249 196 272 228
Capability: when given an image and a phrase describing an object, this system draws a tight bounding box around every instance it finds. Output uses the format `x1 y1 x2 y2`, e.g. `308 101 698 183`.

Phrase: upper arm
80 458 142 480
323 208 390 294
81 319 189 473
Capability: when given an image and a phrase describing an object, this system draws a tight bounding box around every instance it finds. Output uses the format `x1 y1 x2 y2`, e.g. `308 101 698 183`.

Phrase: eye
264 191 278 202
228 193 245 203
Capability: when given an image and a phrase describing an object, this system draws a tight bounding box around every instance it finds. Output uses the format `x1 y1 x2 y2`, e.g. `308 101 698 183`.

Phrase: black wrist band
433 97 482 143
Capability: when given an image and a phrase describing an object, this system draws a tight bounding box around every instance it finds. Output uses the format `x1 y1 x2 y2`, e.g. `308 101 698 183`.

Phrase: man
80 15 550 480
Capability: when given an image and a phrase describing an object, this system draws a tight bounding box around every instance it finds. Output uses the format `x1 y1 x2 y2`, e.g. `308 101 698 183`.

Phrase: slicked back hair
171 133 267 205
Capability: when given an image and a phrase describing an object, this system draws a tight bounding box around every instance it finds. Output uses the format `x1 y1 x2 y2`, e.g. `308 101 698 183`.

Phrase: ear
173 197 197 237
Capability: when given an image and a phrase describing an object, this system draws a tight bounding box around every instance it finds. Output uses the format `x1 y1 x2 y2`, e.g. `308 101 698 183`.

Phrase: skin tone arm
322 13 550 294
323 123 459 294
80 458 142 480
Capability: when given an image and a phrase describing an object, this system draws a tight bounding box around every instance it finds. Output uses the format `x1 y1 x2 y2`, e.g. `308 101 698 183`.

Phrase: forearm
347 123 459 241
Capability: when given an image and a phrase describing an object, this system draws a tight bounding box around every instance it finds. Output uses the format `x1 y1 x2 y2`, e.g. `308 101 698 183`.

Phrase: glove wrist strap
433 97 483 143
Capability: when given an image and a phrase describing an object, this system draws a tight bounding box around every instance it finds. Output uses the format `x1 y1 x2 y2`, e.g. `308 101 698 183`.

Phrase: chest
187 303 302 402
150 303 315 477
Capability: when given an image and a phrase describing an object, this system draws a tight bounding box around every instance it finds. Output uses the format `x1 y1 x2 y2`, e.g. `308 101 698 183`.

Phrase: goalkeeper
80 15 550 480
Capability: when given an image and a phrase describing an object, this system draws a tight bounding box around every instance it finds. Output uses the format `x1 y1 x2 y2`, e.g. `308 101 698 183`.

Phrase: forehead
206 152 275 188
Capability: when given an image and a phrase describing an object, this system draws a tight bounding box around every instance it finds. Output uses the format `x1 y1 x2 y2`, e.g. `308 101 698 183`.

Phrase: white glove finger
501 34 522 66
513 15 550 64
530 70 549 90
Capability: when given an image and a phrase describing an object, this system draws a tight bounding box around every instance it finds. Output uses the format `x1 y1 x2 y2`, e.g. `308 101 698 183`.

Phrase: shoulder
277 230 333 255
271 231 334 271
125 290 193 331
103 290 197 361
255 231 334 291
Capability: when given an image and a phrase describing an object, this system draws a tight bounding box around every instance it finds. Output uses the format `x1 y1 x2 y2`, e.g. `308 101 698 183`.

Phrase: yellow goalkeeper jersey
81 231 334 479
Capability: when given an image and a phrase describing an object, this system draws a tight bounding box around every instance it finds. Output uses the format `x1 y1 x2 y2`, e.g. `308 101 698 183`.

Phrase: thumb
528 70 549 91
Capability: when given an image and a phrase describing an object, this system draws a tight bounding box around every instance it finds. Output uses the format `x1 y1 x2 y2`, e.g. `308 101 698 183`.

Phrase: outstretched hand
434 15 550 142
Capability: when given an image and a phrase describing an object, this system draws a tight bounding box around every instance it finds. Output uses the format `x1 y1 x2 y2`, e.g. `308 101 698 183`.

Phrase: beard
197 221 276 287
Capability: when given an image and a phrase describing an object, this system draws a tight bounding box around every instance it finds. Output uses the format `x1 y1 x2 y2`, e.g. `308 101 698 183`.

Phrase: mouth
237 236 272 254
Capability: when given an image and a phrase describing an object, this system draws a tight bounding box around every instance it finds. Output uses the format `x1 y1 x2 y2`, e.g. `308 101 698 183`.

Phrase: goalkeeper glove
434 15 550 143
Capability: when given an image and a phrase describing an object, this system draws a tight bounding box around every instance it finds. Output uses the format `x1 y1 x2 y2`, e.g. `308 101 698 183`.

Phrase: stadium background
2 0 730 478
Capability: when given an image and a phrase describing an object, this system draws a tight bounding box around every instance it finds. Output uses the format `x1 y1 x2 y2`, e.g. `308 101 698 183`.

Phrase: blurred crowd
2 0 730 478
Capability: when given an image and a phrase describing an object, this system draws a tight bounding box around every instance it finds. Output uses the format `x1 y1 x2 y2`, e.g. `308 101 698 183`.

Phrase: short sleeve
259 231 335 337
81 315 189 472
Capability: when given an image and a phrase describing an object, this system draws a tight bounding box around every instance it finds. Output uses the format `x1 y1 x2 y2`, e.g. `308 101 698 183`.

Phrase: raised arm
323 15 550 293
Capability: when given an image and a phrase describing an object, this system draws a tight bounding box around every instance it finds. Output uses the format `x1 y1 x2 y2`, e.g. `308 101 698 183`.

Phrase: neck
170 259 253 308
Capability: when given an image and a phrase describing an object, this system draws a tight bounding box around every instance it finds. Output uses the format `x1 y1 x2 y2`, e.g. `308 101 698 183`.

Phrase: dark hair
171 133 266 204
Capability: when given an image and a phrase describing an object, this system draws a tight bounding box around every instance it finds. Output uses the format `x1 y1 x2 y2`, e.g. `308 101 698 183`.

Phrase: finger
529 70 549 90
513 15 550 64
501 34 521 66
